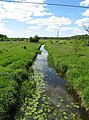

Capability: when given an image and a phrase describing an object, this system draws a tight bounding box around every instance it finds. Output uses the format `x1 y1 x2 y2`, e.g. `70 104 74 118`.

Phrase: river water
32 45 88 120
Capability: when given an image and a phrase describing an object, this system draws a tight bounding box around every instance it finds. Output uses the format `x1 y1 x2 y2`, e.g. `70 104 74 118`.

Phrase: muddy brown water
33 45 89 120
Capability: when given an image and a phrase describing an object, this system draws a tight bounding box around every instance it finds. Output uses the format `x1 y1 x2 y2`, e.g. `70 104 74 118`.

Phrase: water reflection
33 45 70 98
33 45 88 120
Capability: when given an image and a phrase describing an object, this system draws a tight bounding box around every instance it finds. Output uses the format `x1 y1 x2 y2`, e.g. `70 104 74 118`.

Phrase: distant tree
0 34 8 41
83 24 89 35
0 34 7 38
29 37 33 42
29 35 40 43
83 24 89 46
33 35 40 42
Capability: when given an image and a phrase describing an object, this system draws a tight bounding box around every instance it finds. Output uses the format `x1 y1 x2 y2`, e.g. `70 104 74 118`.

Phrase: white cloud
82 9 89 16
26 26 42 33
80 0 89 6
45 25 58 31
75 17 89 26
60 27 79 32
26 17 72 37
0 0 87 37
59 27 85 35
26 16 72 33
28 26 42 30
70 27 86 35
45 26 81 34
0 22 12 35
0 0 51 22
25 17 73 37
0 0 72 37
27 16 72 29
59 27 86 36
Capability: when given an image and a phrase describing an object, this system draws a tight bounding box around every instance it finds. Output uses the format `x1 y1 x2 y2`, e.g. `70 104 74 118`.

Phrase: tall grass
44 38 89 110
0 41 40 119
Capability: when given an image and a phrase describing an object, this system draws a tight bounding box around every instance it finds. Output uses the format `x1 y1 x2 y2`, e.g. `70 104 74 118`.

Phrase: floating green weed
15 72 83 120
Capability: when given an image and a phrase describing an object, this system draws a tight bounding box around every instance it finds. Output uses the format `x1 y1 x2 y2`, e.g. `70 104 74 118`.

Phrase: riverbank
44 39 89 113
15 45 86 120
0 41 41 119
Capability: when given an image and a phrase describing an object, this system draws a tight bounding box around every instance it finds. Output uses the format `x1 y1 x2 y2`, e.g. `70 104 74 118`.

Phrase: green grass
1 38 89 119
0 41 40 119
44 38 89 110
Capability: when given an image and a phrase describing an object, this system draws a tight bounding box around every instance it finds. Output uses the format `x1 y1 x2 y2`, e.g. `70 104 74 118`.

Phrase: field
0 41 40 119
0 35 89 119
44 37 89 111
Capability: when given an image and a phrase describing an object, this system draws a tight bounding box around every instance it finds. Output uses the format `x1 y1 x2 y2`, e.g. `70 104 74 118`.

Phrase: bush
29 37 33 42
29 35 40 43
34 35 40 42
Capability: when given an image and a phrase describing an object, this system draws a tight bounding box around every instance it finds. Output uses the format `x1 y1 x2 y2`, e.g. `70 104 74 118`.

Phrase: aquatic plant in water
15 72 82 120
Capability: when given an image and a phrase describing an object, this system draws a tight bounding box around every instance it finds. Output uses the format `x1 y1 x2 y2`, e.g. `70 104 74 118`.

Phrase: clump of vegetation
0 34 7 41
29 35 40 43
0 41 40 119
23 46 27 49
15 72 81 120
0 34 28 41
0 50 2 53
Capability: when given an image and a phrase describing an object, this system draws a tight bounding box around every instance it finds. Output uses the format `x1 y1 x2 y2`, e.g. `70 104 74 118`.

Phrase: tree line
0 34 40 42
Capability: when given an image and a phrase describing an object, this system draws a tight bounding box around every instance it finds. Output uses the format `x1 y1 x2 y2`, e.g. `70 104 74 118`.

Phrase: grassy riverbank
0 41 40 119
44 38 89 111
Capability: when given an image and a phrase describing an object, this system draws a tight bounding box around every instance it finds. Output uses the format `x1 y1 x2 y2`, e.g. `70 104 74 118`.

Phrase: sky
0 0 89 37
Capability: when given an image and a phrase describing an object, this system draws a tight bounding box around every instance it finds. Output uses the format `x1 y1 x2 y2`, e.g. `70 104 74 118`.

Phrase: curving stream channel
32 45 89 120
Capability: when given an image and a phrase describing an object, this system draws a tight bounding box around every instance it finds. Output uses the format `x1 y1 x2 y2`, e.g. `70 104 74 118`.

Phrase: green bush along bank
44 38 89 111
0 41 40 119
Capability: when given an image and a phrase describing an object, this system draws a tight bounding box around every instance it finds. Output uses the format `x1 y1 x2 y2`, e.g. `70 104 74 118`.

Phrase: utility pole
57 30 59 37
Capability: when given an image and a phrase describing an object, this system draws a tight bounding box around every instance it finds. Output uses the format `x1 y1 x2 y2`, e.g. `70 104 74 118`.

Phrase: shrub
34 35 40 42
29 35 40 43
29 37 33 42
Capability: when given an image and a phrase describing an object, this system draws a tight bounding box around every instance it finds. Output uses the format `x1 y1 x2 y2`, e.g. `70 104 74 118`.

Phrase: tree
34 35 39 42
83 24 89 35
29 35 40 43
0 34 8 41
29 37 33 42
83 24 89 46
0 34 7 38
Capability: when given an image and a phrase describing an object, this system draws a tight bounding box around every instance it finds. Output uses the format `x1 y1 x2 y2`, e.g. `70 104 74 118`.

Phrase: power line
0 0 89 9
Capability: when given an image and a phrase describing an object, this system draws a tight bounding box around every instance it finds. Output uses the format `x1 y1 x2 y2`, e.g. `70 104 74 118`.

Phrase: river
32 45 89 120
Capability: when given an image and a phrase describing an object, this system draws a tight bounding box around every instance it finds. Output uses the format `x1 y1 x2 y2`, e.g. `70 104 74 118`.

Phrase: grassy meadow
0 35 89 119
0 41 40 119
44 37 89 111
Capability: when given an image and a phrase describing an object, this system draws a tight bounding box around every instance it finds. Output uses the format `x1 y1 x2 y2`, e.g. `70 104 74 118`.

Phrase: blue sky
0 0 89 37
